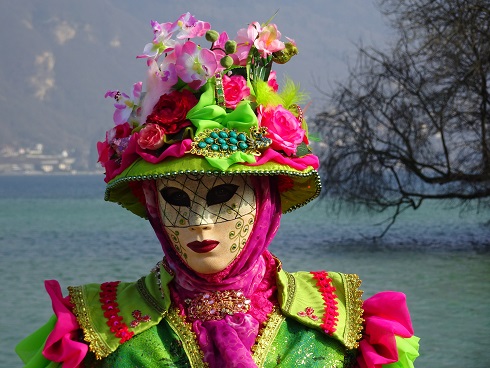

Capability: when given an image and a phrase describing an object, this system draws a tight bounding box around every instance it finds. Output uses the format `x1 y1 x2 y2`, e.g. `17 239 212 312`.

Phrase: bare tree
313 0 490 234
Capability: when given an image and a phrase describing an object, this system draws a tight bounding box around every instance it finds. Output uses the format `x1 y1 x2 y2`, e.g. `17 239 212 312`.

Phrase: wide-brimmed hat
98 13 321 218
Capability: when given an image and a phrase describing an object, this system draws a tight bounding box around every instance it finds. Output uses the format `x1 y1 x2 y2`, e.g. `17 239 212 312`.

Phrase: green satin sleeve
15 315 61 368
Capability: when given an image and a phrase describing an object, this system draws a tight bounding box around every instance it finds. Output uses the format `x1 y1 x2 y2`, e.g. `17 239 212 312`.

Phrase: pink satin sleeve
42 280 88 368
356 291 417 368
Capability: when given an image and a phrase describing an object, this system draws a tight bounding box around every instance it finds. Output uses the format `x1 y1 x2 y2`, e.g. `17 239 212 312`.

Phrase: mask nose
187 204 217 227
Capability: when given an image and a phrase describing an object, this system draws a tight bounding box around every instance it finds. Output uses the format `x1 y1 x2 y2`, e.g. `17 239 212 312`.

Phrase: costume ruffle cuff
15 280 87 368
356 291 420 368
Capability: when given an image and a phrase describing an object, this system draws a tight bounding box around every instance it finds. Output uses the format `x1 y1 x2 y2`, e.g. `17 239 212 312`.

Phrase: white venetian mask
156 174 256 274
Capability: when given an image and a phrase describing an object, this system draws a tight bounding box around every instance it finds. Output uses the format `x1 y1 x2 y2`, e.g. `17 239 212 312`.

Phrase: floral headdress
99 12 321 218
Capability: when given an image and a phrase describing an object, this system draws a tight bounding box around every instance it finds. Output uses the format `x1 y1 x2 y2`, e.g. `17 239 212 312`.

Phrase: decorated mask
156 174 256 274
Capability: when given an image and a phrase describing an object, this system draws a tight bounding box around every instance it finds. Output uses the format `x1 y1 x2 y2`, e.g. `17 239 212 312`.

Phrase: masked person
16 13 419 368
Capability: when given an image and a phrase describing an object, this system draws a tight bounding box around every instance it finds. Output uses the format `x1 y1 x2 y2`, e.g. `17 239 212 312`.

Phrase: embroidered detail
130 310 151 328
136 276 166 314
282 271 296 313
343 273 364 349
99 281 134 344
166 306 207 367
311 271 339 335
297 306 319 321
185 290 251 322
151 260 166 300
68 285 112 360
190 126 272 158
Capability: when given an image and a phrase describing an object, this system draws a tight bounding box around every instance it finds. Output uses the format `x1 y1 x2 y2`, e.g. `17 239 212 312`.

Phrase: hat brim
105 154 321 218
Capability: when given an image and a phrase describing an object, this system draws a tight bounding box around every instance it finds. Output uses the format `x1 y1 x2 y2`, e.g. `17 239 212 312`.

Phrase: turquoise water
1 175 489 367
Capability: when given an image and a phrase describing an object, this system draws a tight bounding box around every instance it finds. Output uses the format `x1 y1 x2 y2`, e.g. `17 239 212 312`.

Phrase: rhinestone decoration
185 290 251 322
190 126 272 158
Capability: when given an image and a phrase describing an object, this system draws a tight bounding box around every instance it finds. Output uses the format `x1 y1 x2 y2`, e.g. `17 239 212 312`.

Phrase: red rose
146 89 198 134
97 122 133 165
138 123 166 150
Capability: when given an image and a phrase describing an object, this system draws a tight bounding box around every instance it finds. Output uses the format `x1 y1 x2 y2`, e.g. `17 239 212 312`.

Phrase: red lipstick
186 240 219 253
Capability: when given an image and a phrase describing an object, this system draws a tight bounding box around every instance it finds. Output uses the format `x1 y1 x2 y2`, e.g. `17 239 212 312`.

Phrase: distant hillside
0 0 152 169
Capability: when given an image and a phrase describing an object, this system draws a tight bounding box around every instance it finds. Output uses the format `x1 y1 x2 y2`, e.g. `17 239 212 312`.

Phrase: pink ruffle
42 280 88 368
135 137 192 163
356 291 414 368
246 148 320 170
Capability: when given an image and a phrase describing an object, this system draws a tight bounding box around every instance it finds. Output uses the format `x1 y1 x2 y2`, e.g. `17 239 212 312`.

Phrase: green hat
98 13 321 218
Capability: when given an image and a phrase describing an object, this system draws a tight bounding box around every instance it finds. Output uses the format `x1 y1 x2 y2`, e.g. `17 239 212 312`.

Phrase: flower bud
220 55 234 68
272 42 299 64
205 30 220 43
224 40 237 54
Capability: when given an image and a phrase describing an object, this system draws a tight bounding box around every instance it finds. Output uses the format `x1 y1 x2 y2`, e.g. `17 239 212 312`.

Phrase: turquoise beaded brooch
190 126 272 158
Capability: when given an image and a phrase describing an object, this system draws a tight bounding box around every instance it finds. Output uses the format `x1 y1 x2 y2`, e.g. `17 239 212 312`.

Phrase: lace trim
252 308 285 367
342 273 364 349
68 285 112 360
165 306 208 367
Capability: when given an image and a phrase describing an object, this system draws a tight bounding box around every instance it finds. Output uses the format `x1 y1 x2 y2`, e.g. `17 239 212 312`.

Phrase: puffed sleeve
356 291 420 368
16 280 88 368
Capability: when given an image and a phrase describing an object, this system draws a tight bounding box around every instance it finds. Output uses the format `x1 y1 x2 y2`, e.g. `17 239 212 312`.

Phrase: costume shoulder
69 262 173 359
276 268 420 368
276 268 364 350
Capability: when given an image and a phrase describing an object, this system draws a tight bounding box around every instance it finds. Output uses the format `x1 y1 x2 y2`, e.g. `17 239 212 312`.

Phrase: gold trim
252 308 286 367
165 306 208 368
342 274 364 349
283 271 296 313
68 285 112 360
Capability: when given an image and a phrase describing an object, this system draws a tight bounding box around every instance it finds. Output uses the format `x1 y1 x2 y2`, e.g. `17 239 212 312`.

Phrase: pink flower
137 123 166 150
233 23 258 65
222 74 250 109
137 20 175 60
258 105 305 156
172 12 210 39
254 23 285 58
175 41 218 90
105 82 142 125
268 70 279 92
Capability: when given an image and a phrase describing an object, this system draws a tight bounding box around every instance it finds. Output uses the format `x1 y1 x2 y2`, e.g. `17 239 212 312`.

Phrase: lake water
1 174 489 367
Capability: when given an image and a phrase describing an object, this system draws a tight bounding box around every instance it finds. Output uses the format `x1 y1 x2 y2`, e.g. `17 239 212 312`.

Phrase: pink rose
258 105 305 156
222 74 250 109
138 123 166 150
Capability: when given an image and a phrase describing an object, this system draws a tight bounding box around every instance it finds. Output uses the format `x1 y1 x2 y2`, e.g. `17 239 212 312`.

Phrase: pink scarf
142 176 282 367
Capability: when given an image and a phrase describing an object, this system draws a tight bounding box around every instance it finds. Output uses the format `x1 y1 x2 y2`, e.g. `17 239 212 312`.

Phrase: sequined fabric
263 317 354 368
85 315 356 368
84 318 191 368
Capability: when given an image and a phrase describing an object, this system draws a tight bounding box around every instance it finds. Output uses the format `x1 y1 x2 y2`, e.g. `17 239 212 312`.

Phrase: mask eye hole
160 187 191 207
206 184 238 206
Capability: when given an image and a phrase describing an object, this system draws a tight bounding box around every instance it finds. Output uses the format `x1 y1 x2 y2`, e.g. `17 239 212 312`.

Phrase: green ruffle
385 335 420 368
15 315 61 368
